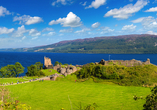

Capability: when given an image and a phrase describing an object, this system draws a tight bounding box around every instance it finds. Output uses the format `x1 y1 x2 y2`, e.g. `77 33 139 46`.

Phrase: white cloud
131 16 157 29
49 12 82 27
13 15 43 25
82 1 87 6
131 17 146 23
75 28 90 33
0 27 14 34
0 6 11 17
85 0 106 9
22 36 26 40
42 32 56 36
100 27 114 34
129 0 133 2
52 0 73 6
42 27 54 32
91 22 100 28
29 29 41 37
122 24 136 31
59 28 73 33
12 25 28 37
32 37 38 40
80 1 87 6
145 7 157 12
146 31 157 35
104 0 148 19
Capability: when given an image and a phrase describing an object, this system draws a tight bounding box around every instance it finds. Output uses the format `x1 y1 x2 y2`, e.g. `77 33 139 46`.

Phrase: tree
26 62 44 76
35 62 43 70
0 62 24 78
54 61 59 66
14 62 25 77
26 65 38 76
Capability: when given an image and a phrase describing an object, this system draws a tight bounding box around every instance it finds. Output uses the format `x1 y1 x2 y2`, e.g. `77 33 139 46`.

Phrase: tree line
0 62 44 78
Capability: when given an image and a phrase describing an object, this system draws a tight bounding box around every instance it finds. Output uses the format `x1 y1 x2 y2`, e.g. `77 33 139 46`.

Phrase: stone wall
99 58 151 67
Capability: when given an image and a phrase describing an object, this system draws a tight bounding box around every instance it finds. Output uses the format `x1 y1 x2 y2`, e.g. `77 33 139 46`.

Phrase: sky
0 0 157 48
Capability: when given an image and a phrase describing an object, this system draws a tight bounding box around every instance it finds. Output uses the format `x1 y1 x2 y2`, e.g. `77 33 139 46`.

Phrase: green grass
5 74 151 110
41 69 59 76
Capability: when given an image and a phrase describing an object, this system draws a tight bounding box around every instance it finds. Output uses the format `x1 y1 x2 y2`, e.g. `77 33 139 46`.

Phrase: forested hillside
1 34 157 54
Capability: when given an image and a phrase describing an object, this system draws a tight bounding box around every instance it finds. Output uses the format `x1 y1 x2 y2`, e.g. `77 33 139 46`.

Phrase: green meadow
5 75 151 110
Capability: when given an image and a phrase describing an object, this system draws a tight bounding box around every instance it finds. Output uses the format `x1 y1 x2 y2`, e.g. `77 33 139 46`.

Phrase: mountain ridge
1 34 157 54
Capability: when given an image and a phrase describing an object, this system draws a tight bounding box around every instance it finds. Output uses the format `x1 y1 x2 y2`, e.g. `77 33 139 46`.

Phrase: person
75 80 76 83
42 79 43 82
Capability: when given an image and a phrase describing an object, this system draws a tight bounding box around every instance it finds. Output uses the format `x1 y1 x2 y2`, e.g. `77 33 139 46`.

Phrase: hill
1 34 157 54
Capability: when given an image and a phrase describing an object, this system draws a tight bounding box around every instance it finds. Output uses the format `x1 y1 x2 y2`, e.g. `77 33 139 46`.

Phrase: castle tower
44 57 53 69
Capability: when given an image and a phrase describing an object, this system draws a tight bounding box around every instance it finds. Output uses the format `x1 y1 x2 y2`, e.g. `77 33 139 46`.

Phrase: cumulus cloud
146 31 157 35
42 27 54 32
59 28 73 33
49 12 82 27
122 24 136 31
104 0 148 19
91 22 100 28
85 0 106 9
132 16 157 29
13 15 43 25
75 28 90 33
0 6 11 17
42 32 56 36
12 25 28 37
52 0 73 6
145 7 157 12
100 27 114 34
0 27 14 34
29 29 41 37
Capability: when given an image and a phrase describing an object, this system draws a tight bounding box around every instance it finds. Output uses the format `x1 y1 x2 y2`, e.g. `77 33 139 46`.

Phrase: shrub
75 64 157 86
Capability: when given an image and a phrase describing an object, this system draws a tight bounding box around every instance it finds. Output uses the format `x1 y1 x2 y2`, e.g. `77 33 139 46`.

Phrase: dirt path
0 76 50 86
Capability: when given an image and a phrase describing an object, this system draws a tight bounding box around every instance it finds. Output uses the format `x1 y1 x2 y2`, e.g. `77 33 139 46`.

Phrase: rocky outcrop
99 58 151 67
53 65 78 76
50 73 63 81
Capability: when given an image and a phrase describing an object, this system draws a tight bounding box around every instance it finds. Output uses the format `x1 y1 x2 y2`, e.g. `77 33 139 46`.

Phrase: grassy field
5 74 151 110
41 69 59 76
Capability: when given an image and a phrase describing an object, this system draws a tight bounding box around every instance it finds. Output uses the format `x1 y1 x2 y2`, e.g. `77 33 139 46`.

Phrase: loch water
0 52 157 76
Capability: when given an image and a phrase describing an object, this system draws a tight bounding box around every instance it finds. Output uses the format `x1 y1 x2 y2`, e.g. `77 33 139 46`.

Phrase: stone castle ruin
44 56 152 80
99 58 151 67
44 57 53 69
44 56 78 77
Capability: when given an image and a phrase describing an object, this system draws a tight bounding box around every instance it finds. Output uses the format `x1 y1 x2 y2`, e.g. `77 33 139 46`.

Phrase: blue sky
0 0 157 48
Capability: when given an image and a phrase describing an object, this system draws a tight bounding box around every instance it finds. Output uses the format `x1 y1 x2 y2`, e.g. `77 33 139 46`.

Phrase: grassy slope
41 69 59 76
6 75 150 110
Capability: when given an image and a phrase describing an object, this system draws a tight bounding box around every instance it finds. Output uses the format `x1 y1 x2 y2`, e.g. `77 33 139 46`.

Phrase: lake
0 52 157 76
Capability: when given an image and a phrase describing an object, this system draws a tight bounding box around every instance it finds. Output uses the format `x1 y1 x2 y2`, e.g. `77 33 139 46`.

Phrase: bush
75 64 157 86
143 85 157 110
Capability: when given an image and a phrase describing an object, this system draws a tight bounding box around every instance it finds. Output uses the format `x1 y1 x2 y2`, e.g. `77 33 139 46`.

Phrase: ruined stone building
44 56 53 69
99 58 151 67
